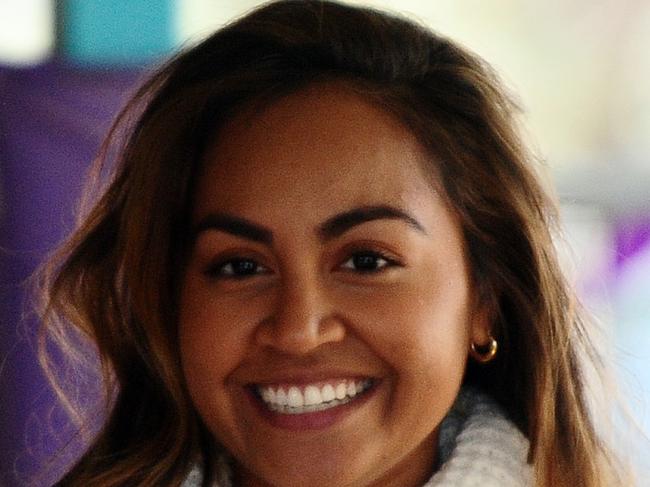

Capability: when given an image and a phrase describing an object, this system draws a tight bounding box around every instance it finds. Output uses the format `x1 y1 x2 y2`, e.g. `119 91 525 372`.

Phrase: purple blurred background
0 62 141 485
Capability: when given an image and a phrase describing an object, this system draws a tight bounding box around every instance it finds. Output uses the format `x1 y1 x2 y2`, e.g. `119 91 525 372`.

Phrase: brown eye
205 258 268 279
340 251 396 273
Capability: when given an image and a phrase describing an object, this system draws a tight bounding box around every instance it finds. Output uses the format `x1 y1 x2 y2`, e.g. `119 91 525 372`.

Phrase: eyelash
339 250 400 273
203 257 270 279
203 249 400 280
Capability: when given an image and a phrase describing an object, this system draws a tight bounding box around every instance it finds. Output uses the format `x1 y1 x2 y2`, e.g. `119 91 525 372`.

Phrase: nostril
254 314 346 353
319 316 346 342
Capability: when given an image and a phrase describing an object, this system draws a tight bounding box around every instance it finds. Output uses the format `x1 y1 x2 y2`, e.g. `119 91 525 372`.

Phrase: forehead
194 83 440 222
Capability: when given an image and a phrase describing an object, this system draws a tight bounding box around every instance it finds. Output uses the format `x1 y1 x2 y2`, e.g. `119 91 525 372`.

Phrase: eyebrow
192 213 273 245
191 205 426 245
318 205 426 240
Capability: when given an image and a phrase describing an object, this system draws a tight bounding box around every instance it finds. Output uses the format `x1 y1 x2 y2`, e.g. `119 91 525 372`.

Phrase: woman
38 1 627 485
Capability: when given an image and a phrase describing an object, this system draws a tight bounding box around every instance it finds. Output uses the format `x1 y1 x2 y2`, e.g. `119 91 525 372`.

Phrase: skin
179 83 491 487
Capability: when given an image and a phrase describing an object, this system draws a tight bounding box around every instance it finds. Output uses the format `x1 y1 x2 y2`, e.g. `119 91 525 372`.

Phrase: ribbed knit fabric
425 387 532 486
182 387 532 487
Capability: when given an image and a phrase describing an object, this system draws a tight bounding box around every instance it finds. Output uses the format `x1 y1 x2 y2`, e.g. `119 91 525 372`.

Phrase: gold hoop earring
470 337 498 363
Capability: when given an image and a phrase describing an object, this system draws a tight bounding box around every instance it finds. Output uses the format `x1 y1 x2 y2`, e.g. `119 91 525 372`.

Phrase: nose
254 276 346 354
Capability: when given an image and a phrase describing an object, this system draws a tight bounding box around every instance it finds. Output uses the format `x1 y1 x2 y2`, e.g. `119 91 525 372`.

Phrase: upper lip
233 368 381 386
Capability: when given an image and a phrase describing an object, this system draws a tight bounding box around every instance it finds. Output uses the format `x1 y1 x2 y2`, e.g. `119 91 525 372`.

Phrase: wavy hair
37 1 626 485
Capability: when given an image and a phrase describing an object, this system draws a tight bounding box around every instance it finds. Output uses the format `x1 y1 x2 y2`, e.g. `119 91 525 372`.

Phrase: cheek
343 275 472 381
178 277 259 392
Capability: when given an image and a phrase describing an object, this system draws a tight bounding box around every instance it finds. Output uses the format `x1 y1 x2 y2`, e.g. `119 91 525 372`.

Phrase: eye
339 251 397 273
204 257 269 279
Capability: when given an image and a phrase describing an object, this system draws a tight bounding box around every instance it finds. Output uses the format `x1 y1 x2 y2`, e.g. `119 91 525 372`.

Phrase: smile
254 378 376 415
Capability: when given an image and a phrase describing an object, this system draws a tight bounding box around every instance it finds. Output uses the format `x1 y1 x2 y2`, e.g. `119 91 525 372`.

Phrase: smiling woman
36 1 628 486
179 85 489 486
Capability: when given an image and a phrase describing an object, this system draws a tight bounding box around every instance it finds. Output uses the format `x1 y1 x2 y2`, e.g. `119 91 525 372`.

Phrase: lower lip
246 383 379 431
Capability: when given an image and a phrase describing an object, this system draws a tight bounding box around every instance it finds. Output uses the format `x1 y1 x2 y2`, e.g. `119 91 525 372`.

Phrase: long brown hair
37 1 626 485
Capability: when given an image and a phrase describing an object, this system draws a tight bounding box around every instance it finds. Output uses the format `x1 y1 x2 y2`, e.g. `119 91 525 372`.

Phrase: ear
468 278 500 348
469 294 496 347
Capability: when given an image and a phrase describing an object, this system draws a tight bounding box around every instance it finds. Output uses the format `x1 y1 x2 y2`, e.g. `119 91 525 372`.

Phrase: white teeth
321 384 336 402
262 388 275 403
256 379 374 414
304 385 322 406
276 388 288 406
287 387 304 407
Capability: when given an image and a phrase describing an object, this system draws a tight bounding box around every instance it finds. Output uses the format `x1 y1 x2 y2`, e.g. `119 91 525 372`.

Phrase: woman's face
179 84 489 487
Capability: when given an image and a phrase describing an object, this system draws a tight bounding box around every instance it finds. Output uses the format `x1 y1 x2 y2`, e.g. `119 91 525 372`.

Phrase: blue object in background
61 0 174 66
